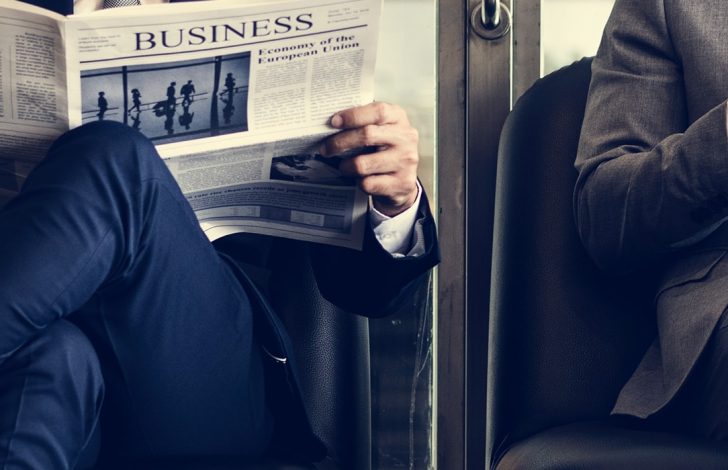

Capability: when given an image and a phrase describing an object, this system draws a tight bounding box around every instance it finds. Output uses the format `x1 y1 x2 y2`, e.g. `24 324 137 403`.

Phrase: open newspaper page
65 0 380 249
0 2 68 207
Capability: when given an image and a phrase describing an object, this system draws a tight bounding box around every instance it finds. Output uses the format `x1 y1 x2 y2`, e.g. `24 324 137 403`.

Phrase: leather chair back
487 58 657 463
267 240 372 470
213 234 372 470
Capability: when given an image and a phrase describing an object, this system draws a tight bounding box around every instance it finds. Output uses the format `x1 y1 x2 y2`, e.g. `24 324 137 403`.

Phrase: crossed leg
0 122 272 468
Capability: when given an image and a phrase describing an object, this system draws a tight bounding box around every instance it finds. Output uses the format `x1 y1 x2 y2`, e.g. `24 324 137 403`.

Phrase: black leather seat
488 58 728 469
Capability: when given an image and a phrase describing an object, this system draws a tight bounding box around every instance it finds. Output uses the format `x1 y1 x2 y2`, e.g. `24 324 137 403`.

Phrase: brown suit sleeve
575 0 728 272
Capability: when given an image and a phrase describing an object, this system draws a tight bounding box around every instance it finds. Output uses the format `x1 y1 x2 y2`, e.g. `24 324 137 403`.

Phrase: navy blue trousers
0 122 272 468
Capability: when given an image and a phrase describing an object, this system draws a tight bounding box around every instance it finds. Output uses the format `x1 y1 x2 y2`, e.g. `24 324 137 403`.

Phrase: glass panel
376 0 436 197
541 0 615 76
370 0 436 468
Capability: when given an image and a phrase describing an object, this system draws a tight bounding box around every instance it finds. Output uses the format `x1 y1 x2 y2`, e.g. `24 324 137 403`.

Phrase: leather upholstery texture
488 58 728 468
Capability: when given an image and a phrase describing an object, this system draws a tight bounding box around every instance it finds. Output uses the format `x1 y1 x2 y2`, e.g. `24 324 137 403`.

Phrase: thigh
1 122 271 459
72 186 272 460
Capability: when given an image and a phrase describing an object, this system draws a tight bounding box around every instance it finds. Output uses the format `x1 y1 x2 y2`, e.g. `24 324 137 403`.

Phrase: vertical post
467 0 512 468
437 1 516 468
512 0 541 101
436 0 468 468
122 66 129 126
210 56 222 135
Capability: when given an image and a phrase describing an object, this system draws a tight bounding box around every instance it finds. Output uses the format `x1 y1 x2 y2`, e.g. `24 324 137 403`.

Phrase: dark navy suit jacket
21 0 74 14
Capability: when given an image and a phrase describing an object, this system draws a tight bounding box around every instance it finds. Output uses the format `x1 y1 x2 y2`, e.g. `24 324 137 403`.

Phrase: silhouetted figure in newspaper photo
221 93 235 125
181 80 195 106
130 110 141 130
129 88 142 114
221 74 237 124
166 81 177 107
97 92 108 120
224 72 236 95
179 104 194 130
164 104 175 135
152 100 167 117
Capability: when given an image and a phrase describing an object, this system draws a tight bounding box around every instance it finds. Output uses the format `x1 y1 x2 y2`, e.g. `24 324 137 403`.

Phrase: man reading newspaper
0 0 440 467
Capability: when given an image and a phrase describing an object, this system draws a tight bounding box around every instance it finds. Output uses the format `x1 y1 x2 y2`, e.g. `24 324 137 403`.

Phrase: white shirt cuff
369 182 426 258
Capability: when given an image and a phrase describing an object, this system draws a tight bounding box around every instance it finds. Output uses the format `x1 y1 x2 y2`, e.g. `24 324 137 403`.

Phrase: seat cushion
495 422 728 470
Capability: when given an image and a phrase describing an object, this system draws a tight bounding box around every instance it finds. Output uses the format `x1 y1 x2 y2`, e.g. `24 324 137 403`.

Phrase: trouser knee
0 320 104 469
31 121 175 192
30 320 105 401
1 319 105 425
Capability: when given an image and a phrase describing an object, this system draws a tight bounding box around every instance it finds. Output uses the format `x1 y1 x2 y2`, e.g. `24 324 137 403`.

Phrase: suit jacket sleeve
575 0 728 272
309 189 439 317
19 0 73 14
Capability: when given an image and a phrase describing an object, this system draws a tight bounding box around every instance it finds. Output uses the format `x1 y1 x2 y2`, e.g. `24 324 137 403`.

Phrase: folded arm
575 0 728 272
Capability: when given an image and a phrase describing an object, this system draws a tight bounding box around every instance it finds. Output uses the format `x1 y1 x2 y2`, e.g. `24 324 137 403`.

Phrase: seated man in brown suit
576 0 728 440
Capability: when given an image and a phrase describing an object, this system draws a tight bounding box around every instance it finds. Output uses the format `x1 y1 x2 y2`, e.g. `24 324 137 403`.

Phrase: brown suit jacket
576 0 728 418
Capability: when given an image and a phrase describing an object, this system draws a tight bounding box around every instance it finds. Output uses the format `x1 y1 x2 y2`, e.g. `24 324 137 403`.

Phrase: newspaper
0 0 382 249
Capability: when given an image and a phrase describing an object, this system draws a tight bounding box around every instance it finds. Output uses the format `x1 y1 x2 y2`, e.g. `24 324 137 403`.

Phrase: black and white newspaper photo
80 53 250 144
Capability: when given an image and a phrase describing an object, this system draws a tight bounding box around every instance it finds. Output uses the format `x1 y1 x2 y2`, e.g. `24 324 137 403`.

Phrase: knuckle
401 150 419 167
361 125 378 145
351 156 368 175
360 178 379 194
374 102 389 121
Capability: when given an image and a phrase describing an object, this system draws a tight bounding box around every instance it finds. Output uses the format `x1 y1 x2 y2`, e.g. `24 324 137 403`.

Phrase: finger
359 174 404 197
330 102 409 129
339 148 412 177
359 174 418 207
323 123 418 156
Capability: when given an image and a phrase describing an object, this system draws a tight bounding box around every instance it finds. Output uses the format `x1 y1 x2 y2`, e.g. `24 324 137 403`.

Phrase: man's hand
321 102 419 217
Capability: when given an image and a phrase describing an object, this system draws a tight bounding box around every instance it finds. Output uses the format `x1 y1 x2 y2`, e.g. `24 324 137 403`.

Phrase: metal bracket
471 0 511 40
